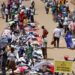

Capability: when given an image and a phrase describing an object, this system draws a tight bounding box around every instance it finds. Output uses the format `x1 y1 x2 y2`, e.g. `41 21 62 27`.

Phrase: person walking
7 47 16 75
41 26 48 59
31 0 35 9
63 17 69 33
42 37 47 59
0 46 8 75
41 26 48 38
31 0 35 14
11 8 16 21
7 4 11 19
30 7 34 23
45 2 50 14
5 7 9 22
52 26 61 48
1 4 4 19
1 2 6 19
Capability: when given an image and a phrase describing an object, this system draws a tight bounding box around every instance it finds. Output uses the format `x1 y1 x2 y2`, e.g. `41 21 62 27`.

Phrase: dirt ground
0 0 75 73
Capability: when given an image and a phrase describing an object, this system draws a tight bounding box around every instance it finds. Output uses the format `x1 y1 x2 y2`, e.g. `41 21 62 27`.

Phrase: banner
55 61 73 73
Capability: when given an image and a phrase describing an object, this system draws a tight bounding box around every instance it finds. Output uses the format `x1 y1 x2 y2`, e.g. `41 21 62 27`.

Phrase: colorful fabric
25 46 33 59
65 31 73 48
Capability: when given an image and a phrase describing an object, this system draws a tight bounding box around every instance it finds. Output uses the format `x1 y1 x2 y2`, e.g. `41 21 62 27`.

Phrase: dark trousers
9 12 11 19
42 47 47 59
12 15 14 21
45 7 49 14
54 37 59 48
30 15 34 23
2 67 6 75
6 14 8 22
8 38 12 44
64 25 68 33
15 21 19 25
1 61 7 75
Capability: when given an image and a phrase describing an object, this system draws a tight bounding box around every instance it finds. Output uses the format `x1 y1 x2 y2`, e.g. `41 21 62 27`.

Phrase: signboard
55 61 73 73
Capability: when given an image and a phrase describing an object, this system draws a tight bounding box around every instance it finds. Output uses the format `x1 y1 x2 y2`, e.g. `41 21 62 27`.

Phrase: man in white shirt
5 7 8 22
53 26 61 48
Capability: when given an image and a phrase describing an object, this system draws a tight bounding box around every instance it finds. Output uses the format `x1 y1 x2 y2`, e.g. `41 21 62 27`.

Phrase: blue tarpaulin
65 31 73 48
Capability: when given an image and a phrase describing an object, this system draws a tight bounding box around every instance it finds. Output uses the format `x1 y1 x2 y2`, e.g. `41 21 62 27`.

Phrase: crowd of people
44 0 75 48
0 0 75 75
0 0 55 75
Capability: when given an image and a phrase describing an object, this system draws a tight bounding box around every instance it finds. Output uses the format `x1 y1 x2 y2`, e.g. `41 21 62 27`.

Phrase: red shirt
19 12 25 22
42 29 48 38
48 64 54 74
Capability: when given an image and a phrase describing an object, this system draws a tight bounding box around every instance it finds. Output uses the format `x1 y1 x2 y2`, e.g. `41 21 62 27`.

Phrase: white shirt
63 17 69 26
5 8 8 14
14 14 18 21
53 28 61 38
31 9 34 15
7 51 16 61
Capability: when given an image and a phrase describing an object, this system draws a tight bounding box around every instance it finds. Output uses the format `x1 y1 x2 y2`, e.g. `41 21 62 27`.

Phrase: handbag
51 40 55 45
